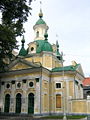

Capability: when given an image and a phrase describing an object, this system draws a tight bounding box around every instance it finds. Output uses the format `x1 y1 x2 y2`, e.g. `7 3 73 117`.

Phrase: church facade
0 10 90 115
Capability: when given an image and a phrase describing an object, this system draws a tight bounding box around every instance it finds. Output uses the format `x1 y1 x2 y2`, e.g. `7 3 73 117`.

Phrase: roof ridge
52 64 80 72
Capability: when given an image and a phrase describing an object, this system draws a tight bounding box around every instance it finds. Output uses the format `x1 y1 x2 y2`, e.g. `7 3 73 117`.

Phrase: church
0 9 90 116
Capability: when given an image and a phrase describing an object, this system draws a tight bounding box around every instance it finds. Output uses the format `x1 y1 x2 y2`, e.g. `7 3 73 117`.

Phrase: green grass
41 115 87 119
67 115 87 119
41 115 63 119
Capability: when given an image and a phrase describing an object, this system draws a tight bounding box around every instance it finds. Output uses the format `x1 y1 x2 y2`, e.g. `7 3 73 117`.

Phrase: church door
15 93 22 113
4 94 10 113
28 93 34 114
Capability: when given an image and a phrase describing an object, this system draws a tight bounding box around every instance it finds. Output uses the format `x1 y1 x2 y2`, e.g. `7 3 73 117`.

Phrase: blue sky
21 0 90 76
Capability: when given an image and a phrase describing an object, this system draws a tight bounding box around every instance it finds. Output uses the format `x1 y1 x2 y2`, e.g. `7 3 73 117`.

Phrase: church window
36 31 39 37
29 82 33 87
75 80 78 85
17 83 21 88
2 81 5 85
31 47 34 51
15 93 22 113
4 94 10 113
56 94 61 108
36 78 39 82
6 84 10 89
11 80 15 84
22 79 27 83
56 83 61 88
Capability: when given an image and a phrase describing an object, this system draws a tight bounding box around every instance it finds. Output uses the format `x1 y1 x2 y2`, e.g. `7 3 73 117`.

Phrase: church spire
39 8 43 18
39 1 43 18
56 40 60 56
21 36 25 48
18 36 27 56
56 40 63 61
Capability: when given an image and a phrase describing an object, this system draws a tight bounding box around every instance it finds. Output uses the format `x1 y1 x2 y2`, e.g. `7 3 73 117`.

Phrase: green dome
36 40 53 53
35 18 46 25
42 40 53 52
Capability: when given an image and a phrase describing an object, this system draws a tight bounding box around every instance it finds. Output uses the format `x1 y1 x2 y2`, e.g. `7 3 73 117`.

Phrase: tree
0 0 33 71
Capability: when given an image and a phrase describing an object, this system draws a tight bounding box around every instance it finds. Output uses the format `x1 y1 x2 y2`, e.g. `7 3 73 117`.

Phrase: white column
10 83 15 113
34 80 40 114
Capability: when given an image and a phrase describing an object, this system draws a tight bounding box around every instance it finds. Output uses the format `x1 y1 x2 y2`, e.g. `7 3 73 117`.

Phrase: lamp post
61 52 67 120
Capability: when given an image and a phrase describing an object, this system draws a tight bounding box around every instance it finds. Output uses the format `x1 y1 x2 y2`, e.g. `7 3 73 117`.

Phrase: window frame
56 82 62 89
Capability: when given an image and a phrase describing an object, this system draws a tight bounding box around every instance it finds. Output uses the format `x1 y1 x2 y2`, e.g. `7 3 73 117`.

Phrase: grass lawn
67 115 87 119
41 115 87 119
41 115 63 119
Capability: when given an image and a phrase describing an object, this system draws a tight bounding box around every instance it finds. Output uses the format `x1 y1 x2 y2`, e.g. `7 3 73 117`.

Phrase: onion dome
35 9 46 25
19 36 27 56
36 32 53 53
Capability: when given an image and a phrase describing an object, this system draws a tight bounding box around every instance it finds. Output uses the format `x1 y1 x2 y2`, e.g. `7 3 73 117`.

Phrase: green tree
0 0 33 71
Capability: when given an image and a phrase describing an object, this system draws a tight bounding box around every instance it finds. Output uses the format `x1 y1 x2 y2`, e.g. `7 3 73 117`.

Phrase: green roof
52 64 80 72
35 18 46 25
19 47 27 56
36 40 53 53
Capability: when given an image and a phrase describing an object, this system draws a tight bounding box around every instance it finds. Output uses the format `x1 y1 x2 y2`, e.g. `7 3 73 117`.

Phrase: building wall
0 66 89 115
69 99 90 114
0 71 42 114
25 53 62 70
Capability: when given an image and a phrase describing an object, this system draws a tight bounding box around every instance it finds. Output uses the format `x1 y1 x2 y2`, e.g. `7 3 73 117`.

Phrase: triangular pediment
10 62 31 71
7 58 40 71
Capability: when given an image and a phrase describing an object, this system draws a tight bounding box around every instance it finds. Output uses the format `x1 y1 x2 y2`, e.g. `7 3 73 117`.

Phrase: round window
29 82 33 87
31 47 34 51
6 84 10 88
17 82 21 88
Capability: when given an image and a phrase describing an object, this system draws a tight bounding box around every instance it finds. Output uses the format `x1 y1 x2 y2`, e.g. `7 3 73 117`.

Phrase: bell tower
33 8 49 40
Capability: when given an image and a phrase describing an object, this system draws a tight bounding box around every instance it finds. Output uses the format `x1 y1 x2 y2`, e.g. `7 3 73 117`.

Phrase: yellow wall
69 81 74 97
42 80 49 112
71 100 87 113
25 54 62 69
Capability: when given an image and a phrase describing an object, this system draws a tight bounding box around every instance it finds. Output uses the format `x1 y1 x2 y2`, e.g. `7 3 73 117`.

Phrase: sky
19 0 90 77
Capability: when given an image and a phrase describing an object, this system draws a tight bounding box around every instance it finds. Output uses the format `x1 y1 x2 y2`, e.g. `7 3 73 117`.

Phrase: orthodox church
0 9 90 115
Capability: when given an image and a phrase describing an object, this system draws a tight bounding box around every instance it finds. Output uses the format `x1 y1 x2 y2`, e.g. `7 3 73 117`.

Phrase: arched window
4 94 10 113
15 93 22 113
56 94 61 108
28 93 34 114
36 31 39 37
